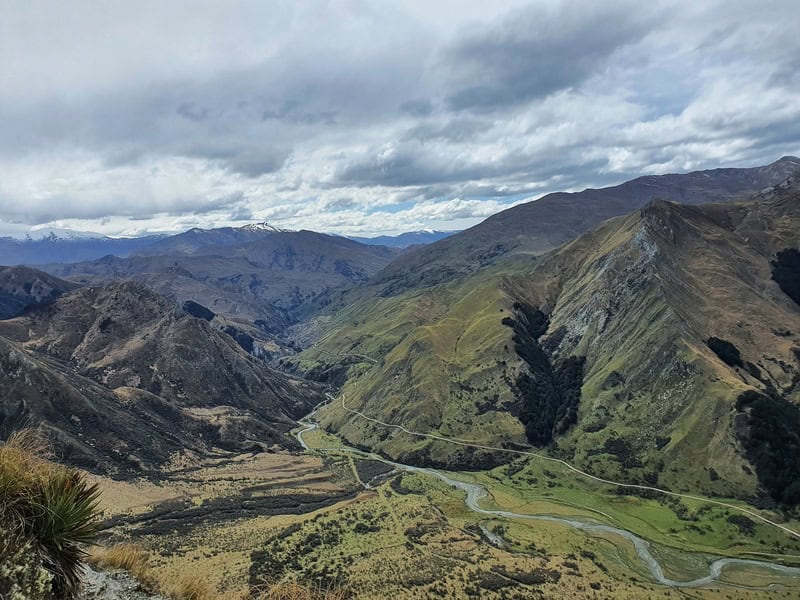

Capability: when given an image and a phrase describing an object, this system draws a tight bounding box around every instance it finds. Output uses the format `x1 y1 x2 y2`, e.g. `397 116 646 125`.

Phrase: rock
79 566 167 600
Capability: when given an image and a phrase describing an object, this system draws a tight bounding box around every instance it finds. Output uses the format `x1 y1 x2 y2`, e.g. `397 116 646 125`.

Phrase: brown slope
372 156 800 296
42 230 400 330
0 266 79 319
0 281 325 473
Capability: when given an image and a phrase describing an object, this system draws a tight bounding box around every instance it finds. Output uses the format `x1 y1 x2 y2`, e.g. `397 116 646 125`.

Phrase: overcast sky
1 0 799 237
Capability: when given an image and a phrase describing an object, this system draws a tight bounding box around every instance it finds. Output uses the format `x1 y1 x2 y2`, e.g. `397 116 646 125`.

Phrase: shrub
252 579 349 600
707 337 743 368
735 391 800 504
727 514 756 535
772 248 800 306
0 429 101 598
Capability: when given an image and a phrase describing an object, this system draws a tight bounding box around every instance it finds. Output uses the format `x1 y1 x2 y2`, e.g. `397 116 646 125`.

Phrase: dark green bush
736 390 800 504
707 337 743 368
503 305 585 445
772 248 800 306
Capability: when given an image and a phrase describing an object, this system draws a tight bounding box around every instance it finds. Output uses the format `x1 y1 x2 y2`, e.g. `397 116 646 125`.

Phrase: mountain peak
239 221 291 233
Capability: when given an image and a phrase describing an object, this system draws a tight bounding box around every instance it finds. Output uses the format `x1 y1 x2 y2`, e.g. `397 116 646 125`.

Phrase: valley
83 392 800 599
3 159 800 599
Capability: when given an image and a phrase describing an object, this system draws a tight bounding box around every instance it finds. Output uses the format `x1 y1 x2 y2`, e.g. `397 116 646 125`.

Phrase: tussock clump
162 574 217 600
253 579 350 600
0 429 101 598
89 543 153 585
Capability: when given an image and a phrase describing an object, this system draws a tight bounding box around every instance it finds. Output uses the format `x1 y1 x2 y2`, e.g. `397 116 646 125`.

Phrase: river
294 412 800 590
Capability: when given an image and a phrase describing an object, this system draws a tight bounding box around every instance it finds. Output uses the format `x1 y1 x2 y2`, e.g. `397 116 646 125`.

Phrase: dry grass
254 580 349 600
0 429 101 598
89 543 153 584
0 429 53 504
162 574 218 600
86 545 349 600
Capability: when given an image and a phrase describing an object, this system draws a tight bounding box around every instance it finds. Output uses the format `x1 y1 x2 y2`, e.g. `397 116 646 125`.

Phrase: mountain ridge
0 279 325 473
371 156 800 296
300 182 800 502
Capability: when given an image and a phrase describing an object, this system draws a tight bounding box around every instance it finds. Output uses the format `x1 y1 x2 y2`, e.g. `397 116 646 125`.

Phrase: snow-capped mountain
1 227 110 242
0 229 166 265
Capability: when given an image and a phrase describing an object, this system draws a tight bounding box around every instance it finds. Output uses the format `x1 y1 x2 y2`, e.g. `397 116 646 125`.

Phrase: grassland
290 419 800 597
84 420 800 599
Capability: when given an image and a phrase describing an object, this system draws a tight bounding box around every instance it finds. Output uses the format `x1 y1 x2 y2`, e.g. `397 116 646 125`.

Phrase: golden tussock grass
1 428 101 597
88 545 348 600
254 580 349 600
89 543 153 585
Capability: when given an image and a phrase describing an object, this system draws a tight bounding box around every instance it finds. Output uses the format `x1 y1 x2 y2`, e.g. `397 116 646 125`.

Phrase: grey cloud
176 102 211 122
0 1 798 236
322 198 358 211
402 117 489 143
218 147 292 178
262 100 338 125
441 1 657 111
399 99 434 117
228 206 253 221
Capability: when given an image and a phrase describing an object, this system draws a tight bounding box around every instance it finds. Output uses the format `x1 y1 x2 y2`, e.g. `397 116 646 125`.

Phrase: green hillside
295 180 800 504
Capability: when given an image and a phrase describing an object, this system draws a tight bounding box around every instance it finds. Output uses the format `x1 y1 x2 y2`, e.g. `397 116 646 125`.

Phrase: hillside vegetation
299 179 800 502
0 430 100 599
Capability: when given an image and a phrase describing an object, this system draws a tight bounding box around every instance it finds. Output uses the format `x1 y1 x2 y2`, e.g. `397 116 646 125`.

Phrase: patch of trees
727 514 756 535
181 300 215 321
593 437 642 469
736 390 800 505
222 325 255 353
503 303 585 445
707 337 743 368
771 248 800 306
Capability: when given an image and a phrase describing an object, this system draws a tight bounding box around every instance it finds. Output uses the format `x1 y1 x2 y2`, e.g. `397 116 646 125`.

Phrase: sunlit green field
296 422 800 597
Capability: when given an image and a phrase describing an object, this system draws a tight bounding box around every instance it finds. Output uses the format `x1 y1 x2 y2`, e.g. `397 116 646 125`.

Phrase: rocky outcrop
79 567 166 600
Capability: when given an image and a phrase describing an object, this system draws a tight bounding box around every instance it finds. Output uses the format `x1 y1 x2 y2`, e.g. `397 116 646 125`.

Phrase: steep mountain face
373 156 800 296
0 281 324 473
304 180 800 502
41 231 400 353
0 231 164 265
0 266 79 319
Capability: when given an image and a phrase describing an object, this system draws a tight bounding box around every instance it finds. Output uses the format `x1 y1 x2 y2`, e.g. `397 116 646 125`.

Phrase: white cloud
0 0 798 236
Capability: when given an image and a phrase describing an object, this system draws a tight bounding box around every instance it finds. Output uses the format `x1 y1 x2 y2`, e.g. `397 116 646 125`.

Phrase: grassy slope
296 190 800 503
295 264 529 467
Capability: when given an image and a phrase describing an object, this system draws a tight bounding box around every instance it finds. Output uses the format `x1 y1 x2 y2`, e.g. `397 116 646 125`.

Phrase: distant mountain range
0 223 454 266
41 229 401 337
347 230 458 248
0 229 167 265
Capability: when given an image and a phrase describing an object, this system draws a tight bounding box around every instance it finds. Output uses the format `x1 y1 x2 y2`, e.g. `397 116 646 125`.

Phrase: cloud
0 0 798 237
440 1 658 111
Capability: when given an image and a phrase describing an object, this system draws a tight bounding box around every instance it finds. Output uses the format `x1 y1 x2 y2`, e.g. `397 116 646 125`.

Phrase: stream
294 413 800 590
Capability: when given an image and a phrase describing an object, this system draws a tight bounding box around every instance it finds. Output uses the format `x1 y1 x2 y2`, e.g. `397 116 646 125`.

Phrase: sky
1 0 799 238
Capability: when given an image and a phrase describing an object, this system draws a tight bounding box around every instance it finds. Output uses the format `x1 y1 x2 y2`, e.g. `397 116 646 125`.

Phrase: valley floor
88 407 800 599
